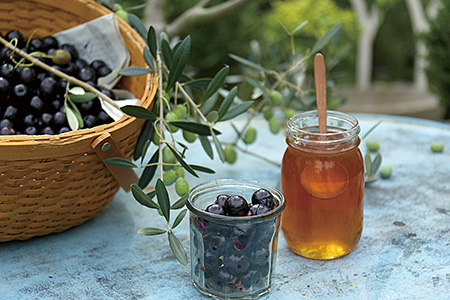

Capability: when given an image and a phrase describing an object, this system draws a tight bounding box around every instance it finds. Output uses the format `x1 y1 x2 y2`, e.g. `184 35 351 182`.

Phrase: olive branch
103 17 355 265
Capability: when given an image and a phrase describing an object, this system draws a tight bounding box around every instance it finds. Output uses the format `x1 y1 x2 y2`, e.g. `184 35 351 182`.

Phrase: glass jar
281 110 364 260
187 179 285 299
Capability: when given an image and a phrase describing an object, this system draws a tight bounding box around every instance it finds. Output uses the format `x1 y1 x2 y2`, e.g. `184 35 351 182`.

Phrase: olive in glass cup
187 179 285 299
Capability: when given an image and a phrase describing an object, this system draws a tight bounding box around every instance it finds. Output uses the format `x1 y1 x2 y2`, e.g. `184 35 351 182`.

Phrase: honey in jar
281 111 364 260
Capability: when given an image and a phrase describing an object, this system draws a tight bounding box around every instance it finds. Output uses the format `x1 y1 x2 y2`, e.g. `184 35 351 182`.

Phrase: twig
157 51 165 179
231 51 309 145
232 143 281 167
166 0 251 37
177 82 211 125
0 35 120 110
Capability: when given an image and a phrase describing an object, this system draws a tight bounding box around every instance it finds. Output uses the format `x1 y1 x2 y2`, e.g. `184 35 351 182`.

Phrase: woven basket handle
91 132 139 192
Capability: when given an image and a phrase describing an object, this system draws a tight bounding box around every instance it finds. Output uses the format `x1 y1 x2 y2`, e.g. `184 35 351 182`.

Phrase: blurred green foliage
164 0 357 79
261 0 358 83
165 1 269 75
424 0 450 118
373 0 414 82
115 0 418 86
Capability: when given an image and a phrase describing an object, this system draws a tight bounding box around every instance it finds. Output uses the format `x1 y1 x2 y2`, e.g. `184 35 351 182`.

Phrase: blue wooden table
1 114 449 299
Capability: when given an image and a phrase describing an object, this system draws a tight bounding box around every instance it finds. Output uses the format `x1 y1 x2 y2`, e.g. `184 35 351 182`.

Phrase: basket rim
0 0 156 146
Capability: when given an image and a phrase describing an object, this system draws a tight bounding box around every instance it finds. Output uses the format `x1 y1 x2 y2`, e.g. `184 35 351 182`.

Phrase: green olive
174 165 185 178
163 170 178 186
182 130 197 143
262 106 273 121
243 127 257 145
224 145 237 164
283 108 297 121
175 177 189 197
115 9 129 23
114 3 124 10
152 125 164 145
379 165 392 179
268 116 281 134
366 139 380 152
270 90 283 105
431 141 444 153
162 146 176 170
174 105 187 119
165 111 179 133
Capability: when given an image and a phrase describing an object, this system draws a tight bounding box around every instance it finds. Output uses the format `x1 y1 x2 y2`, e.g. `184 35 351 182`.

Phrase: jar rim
286 110 360 145
186 179 285 223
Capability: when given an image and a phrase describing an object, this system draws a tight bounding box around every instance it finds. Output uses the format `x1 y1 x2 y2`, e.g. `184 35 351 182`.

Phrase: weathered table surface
1 114 449 300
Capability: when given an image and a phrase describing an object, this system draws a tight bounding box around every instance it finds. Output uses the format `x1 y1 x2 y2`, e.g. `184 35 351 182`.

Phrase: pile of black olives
205 189 276 217
191 189 278 295
0 30 115 136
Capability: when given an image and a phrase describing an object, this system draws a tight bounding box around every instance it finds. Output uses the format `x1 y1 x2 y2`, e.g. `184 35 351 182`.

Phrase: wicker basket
0 0 157 242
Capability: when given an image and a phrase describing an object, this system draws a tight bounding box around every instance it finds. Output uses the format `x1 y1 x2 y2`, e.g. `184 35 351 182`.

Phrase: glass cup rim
186 178 285 223
286 110 360 145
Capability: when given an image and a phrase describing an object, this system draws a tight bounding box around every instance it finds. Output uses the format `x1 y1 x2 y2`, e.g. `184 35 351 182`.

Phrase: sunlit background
108 0 449 121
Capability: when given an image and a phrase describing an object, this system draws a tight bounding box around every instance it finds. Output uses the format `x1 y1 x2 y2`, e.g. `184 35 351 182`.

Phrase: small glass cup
187 179 285 299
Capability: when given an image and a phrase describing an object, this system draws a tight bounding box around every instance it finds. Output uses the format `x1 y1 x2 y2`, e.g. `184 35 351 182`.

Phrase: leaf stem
177 82 212 126
0 35 120 110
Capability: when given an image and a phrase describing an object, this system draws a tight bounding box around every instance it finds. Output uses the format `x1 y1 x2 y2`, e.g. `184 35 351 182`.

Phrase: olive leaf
138 149 160 189
118 66 152 76
131 184 159 209
172 39 182 54
134 119 154 160
362 120 382 140
310 23 343 56
211 129 225 163
69 92 97 103
220 101 254 121
199 135 213 159
218 86 237 121
183 78 211 88
165 143 199 178
138 227 167 236
104 157 138 168
245 77 266 93
229 53 269 73
168 121 221 136
190 164 215 174
172 209 187 230
371 153 382 175
160 38 173 67
171 194 189 209
364 151 382 185
146 190 157 200
200 95 219 116
65 97 84 130
140 140 151 165
69 86 85 95
143 46 156 73
166 36 191 92
128 13 147 39
155 179 171 222
65 105 81 131
121 105 157 120
147 26 158 59
167 231 188 266
201 65 229 104
293 21 308 35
